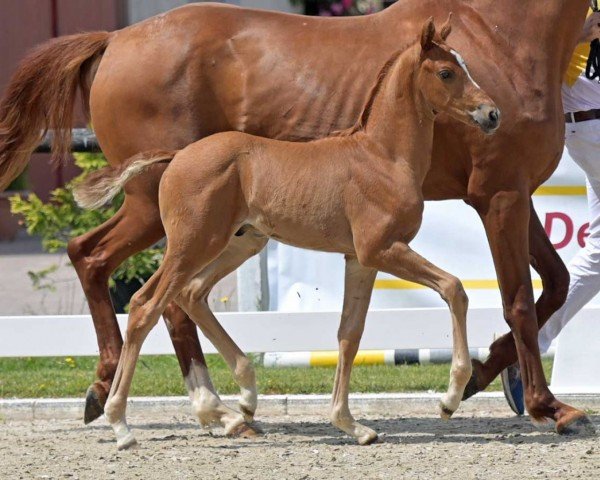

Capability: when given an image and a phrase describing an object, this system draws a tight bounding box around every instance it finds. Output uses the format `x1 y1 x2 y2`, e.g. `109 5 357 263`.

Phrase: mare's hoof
228 422 259 439
439 402 455 421
84 384 107 425
462 375 479 401
557 413 596 436
462 360 483 401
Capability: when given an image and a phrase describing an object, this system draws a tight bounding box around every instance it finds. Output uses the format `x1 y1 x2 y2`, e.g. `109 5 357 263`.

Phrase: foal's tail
74 150 177 210
0 31 111 191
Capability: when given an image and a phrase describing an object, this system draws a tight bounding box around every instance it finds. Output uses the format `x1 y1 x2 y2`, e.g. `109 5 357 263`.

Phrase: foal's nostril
489 109 499 124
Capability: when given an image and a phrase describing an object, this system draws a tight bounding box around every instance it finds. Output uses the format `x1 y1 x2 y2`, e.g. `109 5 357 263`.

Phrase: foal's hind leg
68 195 163 423
330 257 378 445
360 242 471 418
68 174 207 424
105 228 234 449
177 228 268 424
105 257 200 449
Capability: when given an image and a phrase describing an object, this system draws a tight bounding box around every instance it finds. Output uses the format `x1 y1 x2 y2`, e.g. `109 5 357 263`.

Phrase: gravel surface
1 403 598 480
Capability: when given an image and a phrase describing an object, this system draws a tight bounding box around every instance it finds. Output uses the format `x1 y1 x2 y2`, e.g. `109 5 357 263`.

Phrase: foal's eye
438 70 453 81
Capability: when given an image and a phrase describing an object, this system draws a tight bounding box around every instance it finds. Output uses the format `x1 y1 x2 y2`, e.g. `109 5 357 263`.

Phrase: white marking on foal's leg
104 389 138 450
438 279 471 420
330 403 379 446
185 358 247 434
232 356 257 422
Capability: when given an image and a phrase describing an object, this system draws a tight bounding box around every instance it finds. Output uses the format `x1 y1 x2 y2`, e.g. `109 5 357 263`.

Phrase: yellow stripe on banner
374 279 544 290
309 350 386 367
534 186 586 196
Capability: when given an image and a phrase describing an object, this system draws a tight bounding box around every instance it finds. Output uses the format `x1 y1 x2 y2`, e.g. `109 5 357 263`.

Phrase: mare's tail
73 151 177 210
0 32 111 190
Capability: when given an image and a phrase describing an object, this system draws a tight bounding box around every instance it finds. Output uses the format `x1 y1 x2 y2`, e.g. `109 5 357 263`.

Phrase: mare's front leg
464 201 570 396
330 256 378 445
357 238 472 418
468 189 590 432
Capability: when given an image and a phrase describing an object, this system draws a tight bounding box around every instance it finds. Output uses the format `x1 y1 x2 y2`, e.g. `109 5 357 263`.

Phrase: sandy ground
1 405 598 480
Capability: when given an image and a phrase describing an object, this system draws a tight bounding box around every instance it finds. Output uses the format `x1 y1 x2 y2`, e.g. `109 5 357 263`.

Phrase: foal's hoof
117 433 139 451
84 384 107 425
462 360 484 401
227 422 258 439
358 429 379 446
439 402 455 421
557 413 596 436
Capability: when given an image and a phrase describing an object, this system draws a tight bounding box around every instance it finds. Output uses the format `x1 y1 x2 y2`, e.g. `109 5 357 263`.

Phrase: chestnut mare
0 0 592 433
76 19 499 448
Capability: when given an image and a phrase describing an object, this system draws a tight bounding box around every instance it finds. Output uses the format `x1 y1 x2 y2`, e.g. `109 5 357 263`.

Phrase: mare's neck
382 0 589 89
359 47 433 180
475 0 589 82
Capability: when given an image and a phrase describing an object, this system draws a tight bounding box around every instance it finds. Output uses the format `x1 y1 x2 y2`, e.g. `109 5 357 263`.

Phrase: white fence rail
0 307 511 357
3 306 600 393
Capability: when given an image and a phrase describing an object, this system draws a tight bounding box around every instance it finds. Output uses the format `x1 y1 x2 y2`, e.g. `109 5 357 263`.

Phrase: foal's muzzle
471 104 501 134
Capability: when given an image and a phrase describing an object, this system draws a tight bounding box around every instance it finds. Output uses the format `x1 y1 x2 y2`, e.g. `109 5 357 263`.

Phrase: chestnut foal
80 19 499 449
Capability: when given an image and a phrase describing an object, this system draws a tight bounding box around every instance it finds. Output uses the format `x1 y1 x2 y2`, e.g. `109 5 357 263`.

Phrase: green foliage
6 171 28 191
28 264 60 292
10 153 163 284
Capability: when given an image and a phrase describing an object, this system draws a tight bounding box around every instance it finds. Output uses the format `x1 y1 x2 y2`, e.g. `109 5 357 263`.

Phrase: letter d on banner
545 212 574 249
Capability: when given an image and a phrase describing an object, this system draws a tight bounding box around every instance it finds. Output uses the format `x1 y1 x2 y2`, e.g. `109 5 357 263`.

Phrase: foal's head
416 16 500 134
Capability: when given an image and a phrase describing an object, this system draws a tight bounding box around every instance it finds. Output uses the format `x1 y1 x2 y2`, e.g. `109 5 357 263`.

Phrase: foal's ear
440 12 452 41
420 17 436 51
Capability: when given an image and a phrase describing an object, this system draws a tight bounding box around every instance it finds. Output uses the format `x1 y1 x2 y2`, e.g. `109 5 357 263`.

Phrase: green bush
6 171 28 191
10 153 163 285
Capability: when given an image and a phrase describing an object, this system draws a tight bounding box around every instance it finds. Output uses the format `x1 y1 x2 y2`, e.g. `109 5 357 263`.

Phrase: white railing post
236 249 270 311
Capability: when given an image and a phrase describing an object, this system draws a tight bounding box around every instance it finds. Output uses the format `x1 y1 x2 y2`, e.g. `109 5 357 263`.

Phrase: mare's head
416 16 500 134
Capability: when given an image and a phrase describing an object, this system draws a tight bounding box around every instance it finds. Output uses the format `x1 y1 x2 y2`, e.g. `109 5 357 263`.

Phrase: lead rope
586 39 600 80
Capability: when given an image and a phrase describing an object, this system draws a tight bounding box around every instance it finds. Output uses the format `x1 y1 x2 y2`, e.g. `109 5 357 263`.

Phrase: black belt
565 109 600 123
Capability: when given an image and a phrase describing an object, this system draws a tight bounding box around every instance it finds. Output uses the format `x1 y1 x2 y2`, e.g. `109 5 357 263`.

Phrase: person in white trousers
502 10 600 415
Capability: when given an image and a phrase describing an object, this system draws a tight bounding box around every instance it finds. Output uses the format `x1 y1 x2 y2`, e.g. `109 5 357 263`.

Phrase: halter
587 2 600 79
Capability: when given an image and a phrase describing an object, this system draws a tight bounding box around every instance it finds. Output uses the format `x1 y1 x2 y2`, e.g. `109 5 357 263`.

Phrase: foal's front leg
359 241 471 418
330 256 378 445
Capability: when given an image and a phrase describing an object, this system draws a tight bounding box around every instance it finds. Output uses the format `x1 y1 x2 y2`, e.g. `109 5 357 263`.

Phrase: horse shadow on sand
73 413 599 448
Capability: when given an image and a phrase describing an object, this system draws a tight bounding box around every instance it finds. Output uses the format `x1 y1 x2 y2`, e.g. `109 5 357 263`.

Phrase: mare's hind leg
360 241 472 418
330 257 378 445
67 170 208 424
177 228 268 423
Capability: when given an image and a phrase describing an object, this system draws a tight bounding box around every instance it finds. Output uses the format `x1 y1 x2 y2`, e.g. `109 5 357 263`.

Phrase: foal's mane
333 41 416 137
